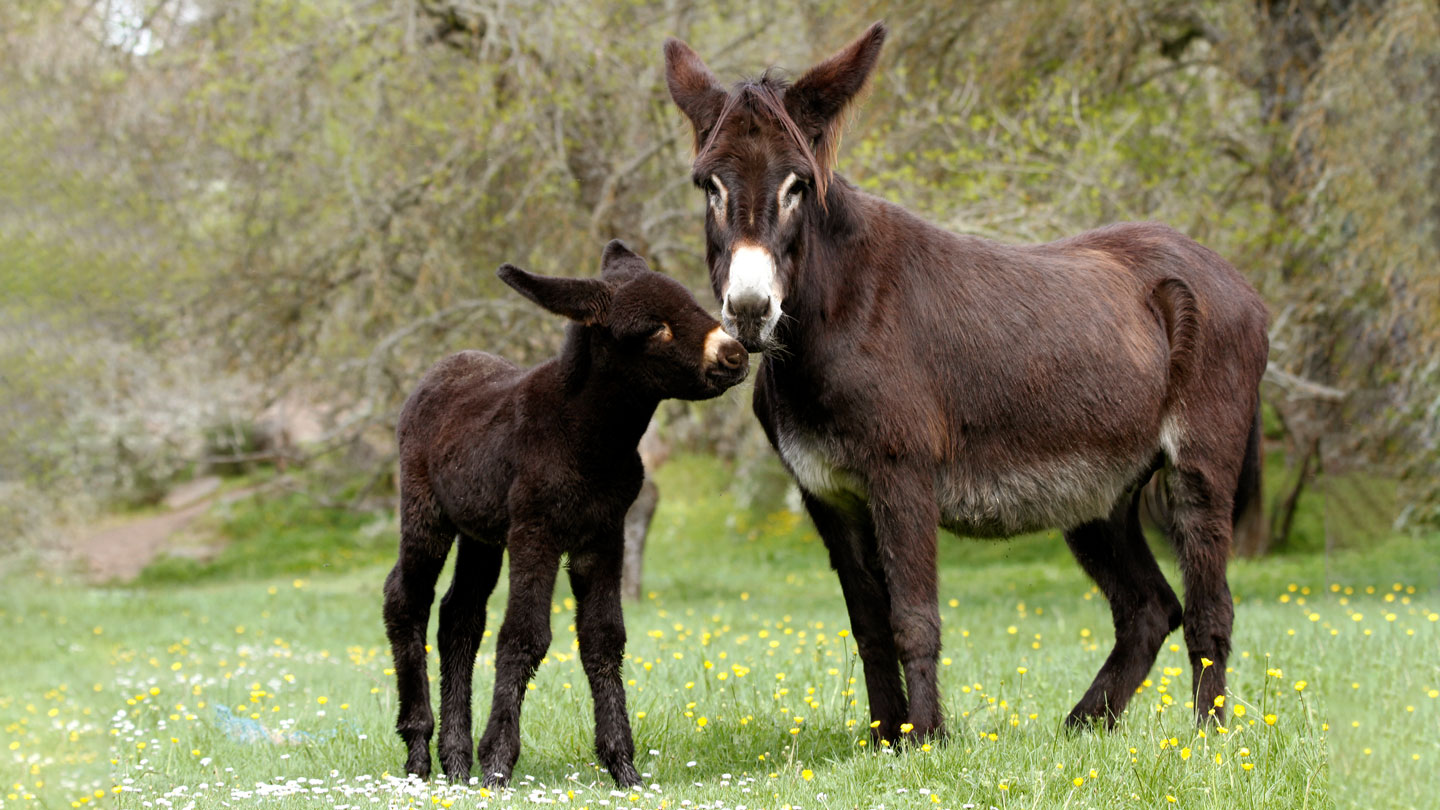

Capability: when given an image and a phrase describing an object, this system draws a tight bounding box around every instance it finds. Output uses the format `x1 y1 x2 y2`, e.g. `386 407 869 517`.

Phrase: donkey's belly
935 456 1140 537
777 431 868 508
778 429 1144 536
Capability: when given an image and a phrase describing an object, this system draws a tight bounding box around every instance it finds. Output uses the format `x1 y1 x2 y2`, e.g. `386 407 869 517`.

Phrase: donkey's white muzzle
722 245 782 351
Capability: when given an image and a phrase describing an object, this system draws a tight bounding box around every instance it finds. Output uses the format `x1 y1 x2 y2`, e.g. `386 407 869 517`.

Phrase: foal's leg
383 510 455 778
866 470 945 741
1064 493 1183 728
436 539 504 781
1166 465 1236 725
804 493 908 742
568 545 641 787
476 529 559 787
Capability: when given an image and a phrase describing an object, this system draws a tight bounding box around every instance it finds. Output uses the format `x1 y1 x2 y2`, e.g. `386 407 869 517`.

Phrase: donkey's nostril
727 290 770 322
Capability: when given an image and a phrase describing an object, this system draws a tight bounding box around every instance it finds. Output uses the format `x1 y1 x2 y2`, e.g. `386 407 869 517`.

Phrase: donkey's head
498 240 748 399
664 23 886 351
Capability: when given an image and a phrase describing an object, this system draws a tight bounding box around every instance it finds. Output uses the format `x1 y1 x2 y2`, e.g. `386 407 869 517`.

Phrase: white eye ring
707 174 728 224
778 172 804 218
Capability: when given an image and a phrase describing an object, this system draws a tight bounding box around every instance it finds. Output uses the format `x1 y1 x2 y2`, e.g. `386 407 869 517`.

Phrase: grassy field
2 454 1438 810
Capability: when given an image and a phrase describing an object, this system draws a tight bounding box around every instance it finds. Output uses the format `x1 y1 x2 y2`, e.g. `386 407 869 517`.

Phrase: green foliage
2 0 1436 544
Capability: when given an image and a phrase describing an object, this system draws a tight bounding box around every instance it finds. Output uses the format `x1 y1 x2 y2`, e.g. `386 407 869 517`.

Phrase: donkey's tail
1141 275 1262 553
1230 402 1266 555
1150 277 1198 402
1140 401 1266 552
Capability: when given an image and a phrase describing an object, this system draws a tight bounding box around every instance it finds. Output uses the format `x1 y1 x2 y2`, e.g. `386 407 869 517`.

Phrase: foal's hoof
476 735 516 788
440 757 472 784
608 760 642 788
405 754 432 780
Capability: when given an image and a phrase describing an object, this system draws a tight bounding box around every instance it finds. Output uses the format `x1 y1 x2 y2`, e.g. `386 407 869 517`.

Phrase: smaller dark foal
383 240 747 787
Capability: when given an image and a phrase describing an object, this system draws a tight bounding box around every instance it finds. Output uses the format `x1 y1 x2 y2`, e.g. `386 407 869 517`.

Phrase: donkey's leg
436 539 504 781
383 512 454 778
867 470 945 741
804 493 908 742
1167 466 1236 725
568 545 641 787
1064 493 1183 728
476 530 559 787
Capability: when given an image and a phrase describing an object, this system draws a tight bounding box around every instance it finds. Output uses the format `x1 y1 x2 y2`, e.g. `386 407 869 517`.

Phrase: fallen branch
1264 362 1347 402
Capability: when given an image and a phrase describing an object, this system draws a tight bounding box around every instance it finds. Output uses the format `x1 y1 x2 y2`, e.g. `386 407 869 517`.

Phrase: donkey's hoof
1063 707 1115 733
896 721 946 749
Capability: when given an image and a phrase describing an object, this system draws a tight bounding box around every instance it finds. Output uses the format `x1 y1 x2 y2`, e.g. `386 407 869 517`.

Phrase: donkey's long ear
599 239 651 280
664 37 727 148
785 22 886 172
498 264 611 325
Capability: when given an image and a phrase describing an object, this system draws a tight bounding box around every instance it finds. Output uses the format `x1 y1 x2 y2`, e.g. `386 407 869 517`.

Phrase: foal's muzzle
703 326 750 389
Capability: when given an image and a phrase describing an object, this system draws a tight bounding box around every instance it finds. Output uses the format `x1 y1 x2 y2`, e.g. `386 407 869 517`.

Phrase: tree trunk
620 475 659 602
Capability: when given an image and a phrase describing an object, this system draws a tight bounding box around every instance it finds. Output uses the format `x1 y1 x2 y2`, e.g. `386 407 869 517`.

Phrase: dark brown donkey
383 240 748 786
664 24 1268 739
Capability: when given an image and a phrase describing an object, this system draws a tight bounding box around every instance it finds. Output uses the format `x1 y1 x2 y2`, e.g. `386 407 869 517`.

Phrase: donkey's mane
697 73 835 205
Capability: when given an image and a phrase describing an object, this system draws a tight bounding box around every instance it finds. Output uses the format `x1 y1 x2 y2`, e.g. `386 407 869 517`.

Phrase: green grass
133 492 392 586
3 454 1438 809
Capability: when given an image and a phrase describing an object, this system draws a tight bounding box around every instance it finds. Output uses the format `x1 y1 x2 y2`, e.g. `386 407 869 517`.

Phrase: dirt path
68 477 253 582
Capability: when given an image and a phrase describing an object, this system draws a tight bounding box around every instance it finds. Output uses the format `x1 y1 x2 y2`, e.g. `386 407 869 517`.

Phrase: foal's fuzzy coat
382 241 747 786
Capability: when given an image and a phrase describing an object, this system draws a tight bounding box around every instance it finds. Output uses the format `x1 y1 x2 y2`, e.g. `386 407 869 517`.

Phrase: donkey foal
383 240 747 787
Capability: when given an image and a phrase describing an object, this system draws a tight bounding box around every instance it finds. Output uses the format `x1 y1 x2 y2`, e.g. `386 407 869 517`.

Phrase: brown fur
665 23 1268 738
382 241 746 786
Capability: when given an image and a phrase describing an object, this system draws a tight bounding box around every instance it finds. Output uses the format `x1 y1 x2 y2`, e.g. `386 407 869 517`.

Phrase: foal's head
664 23 886 351
499 240 748 399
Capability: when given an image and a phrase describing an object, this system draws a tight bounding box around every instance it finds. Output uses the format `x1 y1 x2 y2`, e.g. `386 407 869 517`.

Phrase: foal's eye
650 323 673 342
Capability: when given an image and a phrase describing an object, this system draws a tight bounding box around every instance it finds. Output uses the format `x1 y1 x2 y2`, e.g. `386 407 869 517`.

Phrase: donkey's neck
787 176 876 322
552 324 660 447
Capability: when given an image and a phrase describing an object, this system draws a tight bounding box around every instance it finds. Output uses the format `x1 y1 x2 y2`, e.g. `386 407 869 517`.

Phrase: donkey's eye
650 323 673 342
779 174 808 217
704 175 728 221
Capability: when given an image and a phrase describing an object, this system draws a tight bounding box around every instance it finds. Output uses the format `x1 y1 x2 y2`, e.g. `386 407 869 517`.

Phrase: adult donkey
664 23 1267 739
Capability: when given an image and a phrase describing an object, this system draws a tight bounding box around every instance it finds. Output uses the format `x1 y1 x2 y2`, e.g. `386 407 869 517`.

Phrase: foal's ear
498 264 611 325
599 239 651 280
785 22 886 163
663 37 727 148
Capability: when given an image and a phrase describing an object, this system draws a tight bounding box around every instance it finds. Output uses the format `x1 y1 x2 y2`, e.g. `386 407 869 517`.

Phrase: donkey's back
912 219 1267 537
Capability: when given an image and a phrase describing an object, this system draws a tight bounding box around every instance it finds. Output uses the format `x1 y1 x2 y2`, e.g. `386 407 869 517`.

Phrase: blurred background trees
2 0 1436 556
